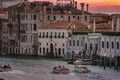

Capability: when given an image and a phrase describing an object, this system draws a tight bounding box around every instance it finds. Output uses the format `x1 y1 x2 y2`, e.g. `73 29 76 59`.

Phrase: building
38 21 74 57
67 32 120 65
0 9 9 55
0 0 27 8
67 33 101 60
4 0 91 56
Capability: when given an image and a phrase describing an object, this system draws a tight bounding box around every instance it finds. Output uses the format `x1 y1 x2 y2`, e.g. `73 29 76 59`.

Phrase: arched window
77 40 79 46
69 40 71 46
77 16 80 20
102 41 104 48
53 16 56 20
107 41 109 48
34 15 36 20
117 42 119 49
48 15 50 20
73 40 75 46
112 42 114 49
68 16 70 21
58 48 61 55
39 48 41 53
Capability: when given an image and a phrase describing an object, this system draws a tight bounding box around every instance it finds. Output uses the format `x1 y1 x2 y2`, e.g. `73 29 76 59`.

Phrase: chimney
111 18 114 31
80 3 85 13
75 1 77 8
93 18 96 33
86 4 89 12
73 0 75 7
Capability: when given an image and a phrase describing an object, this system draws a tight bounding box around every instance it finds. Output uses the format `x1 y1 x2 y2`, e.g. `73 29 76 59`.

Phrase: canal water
0 56 120 80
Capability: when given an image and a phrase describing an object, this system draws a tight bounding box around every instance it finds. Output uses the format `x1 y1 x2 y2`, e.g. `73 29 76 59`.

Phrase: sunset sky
29 0 120 13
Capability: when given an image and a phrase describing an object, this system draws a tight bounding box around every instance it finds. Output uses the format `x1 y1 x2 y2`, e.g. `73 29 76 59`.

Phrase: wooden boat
74 65 91 73
53 65 71 74
0 65 12 72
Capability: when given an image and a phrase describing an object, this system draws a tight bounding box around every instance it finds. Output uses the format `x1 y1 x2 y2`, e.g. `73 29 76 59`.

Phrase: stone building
38 21 73 57
0 9 9 55
5 0 91 55
0 0 27 8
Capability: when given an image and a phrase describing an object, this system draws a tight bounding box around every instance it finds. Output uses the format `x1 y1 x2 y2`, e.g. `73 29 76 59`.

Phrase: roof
41 21 73 29
40 21 88 31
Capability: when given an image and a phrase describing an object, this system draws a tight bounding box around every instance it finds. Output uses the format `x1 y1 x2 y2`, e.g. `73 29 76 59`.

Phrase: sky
29 0 120 13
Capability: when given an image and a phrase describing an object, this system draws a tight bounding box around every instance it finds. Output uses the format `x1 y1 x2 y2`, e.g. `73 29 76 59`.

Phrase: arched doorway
47 43 54 57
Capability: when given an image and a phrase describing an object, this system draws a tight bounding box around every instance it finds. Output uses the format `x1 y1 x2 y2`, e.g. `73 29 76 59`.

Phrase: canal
0 56 120 80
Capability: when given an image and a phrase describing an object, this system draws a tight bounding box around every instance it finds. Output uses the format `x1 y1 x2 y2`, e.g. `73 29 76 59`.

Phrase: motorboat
53 65 71 74
74 65 91 73
0 64 12 72
73 59 92 65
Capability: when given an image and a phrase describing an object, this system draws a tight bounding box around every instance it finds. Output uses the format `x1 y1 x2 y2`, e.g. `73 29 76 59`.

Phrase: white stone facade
38 29 70 57
67 33 120 59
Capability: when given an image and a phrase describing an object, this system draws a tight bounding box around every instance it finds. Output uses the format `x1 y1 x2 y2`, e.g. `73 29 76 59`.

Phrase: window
85 43 87 49
34 15 36 20
20 24 27 31
53 16 56 20
50 32 52 38
46 43 48 46
43 32 45 38
21 35 27 42
21 14 27 20
58 32 60 38
62 32 64 38
117 42 119 49
55 43 57 46
102 41 104 48
90 43 92 50
30 36 32 43
39 32 41 38
33 24 37 31
69 40 71 46
46 32 48 38
107 41 109 48
63 43 64 47
112 42 114 49
61 15 63 18
48 15 50 20
39 48 41 53
77 40 79 46
58 48 61 55
85 16 87 21
47 48 48 53
68 16 70 21
77 16 80 20
73 16 75 18
63 48 64 55
54 32 57 38
43 48 45 55
73 40 75 46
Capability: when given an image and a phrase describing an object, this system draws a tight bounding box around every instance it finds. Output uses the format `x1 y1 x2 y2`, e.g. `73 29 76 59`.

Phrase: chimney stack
75 1 77 8
86 4 89 12
80 3 85 12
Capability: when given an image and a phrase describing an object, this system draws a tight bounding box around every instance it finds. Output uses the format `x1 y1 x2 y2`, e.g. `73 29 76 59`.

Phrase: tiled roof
41 21 73 29
41 21 88 30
